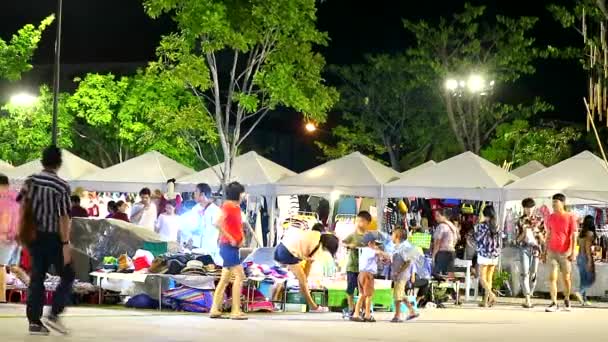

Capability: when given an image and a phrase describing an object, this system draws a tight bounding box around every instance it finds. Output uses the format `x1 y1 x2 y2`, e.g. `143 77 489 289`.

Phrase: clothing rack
335 214 356 222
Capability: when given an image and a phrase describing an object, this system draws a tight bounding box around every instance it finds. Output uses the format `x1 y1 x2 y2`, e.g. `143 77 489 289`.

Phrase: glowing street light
466 74 485 93
9 93 38 107
305 122 317 133
445 79 458 91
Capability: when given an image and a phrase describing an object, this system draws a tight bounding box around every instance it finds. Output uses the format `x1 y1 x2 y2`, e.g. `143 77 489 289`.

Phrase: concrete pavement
0 302 605 341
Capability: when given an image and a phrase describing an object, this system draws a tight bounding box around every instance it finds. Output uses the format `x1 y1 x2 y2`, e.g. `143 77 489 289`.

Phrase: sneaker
310 305 329 313
42 315 69 335
342 308 352 318
545 302 560 312
563 300 572 312
29 323 50 336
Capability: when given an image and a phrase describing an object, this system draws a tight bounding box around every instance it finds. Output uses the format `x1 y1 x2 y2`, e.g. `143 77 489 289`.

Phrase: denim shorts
274 243 301 265
219 244 241 268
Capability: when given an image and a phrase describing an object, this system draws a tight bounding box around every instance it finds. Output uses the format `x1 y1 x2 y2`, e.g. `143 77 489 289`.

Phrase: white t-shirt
131 203 158 231
181 203 221 253
156 214 181 241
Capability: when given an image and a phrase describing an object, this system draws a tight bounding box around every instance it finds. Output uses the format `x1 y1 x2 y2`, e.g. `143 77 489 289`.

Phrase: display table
89 272 217 310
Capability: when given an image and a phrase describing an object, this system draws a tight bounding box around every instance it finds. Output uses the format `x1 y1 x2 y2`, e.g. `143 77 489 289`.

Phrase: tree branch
236 108 271 147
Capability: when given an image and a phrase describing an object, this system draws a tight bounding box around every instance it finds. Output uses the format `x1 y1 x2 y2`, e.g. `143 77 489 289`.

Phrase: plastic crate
143 242 168 257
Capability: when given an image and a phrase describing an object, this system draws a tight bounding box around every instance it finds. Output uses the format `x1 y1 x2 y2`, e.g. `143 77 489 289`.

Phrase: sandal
363 316 376 323
390 317 403 323
406 313 420 321
210 314 229 319
230 313 249 321
349 316 364 322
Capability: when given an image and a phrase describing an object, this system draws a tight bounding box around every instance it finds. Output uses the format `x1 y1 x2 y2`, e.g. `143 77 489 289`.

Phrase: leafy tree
0 16 54 81
67 72 206 168
404 4 556 153
0 85 73 164
317 54 452 171
142 0 338 184
481 119 581 167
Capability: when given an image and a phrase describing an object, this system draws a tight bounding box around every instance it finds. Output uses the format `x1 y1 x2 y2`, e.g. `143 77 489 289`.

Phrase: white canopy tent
384 151 518 201
4 150 100 183
504 151 608 202
273 151 400 198
72 151 194 193
510 160 545 178
175 151 296 195
0 160 14 172
400 160 436 176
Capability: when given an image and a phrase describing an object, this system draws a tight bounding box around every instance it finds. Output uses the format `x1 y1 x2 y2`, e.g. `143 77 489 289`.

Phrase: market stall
72 151 194 193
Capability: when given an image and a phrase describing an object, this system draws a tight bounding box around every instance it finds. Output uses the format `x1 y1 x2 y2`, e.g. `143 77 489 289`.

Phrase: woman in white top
274 226 339 313
155 200 181 243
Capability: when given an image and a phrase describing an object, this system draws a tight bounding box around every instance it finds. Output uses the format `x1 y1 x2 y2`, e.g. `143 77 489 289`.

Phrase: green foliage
67 71 207 168
317 54 447 171
403 3 557 153
481 119 582 167
0 16 54 81
142 0 338 182
0 85 73 164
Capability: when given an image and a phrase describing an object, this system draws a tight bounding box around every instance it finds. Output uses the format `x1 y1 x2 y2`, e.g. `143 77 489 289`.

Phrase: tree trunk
442 93 467 152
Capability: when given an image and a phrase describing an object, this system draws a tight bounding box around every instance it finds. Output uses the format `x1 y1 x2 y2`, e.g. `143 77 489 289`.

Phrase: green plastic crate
327 288 392 309
143 241 168 257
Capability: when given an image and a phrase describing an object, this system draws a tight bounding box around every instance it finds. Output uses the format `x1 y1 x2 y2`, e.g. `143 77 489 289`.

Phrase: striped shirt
23 170 71 233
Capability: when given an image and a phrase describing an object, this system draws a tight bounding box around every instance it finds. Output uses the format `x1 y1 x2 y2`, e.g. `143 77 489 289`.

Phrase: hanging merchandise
337 196 357 215
461 203 475 215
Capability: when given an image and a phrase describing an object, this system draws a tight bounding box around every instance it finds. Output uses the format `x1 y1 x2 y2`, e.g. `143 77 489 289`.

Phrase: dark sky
0 0 588 168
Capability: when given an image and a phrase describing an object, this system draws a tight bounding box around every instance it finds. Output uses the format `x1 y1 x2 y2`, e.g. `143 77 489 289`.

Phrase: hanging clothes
337 197 357 215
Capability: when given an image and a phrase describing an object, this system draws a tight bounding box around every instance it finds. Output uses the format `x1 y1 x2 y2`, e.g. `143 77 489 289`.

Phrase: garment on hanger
337 197 357 215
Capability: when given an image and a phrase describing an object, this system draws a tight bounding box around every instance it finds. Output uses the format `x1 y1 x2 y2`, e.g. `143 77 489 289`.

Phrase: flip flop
230 314 249 321
210 314 229 319
363 316 376 323
390 317 403 323
406 314 420 321
349 317 364 322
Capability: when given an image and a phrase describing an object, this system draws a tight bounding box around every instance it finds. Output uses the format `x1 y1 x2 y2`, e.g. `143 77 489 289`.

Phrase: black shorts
434 251 456 275
346 271 359 295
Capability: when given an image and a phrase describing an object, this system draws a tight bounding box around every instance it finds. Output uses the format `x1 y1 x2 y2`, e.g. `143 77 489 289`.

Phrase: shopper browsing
130 188 157 231
432 208 458 275
209 182 248 320
544 193 577 312
350 233 389 323
575 215 597 307
390 228 421 323
516 198 545 309
342 211 371 317
274 228 339 313
155 200 181 243
475 206 501 308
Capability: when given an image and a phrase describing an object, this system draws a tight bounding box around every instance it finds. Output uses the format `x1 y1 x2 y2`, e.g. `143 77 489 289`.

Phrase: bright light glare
445 79 458 91
330 190 341 202
467 74 485 93
9 93 38 107
305 122 317 132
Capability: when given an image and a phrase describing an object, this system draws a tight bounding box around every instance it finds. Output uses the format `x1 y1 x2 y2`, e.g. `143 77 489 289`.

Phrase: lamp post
444 73 494 96
51 0 63 146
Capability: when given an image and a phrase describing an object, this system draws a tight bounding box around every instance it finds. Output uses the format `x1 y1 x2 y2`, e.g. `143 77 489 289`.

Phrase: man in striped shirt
21 146 75 336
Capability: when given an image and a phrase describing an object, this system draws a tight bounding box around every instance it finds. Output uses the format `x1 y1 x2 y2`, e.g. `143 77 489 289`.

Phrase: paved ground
1 301 606 342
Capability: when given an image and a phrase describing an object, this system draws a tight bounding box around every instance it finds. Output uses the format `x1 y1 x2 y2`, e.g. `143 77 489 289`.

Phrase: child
391 228 421 322
209 182 248 320
342 211 371 317
350 232 389 323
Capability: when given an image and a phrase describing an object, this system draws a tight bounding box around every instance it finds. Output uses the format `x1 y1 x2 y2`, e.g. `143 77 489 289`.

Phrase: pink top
0 190 20 242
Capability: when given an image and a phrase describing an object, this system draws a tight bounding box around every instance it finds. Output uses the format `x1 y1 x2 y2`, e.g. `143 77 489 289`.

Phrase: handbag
17 181 36 246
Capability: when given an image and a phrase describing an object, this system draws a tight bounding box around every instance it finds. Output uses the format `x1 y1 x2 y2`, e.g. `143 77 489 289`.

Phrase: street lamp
445 73 494 95
305 122 317 133
9 93 38 107
51 0 63 146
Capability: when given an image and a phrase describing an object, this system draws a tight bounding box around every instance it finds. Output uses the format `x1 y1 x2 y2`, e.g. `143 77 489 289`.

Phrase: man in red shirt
543 193 577 312
209 182 247 320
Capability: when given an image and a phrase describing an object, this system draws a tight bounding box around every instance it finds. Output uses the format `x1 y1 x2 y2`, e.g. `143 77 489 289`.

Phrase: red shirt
546 212 576 254
110 212 130 223
219 202 243 245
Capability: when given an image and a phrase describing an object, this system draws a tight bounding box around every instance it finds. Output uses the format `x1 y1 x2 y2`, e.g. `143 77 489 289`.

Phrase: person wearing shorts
544 193 577 312
350 233 388 323
274 229 339 313
209 182 247 320
342 211 370 316
475 206 501 307
390 228 421 323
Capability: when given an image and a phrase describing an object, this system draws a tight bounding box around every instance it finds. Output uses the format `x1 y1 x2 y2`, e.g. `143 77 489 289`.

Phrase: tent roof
400 160 436 176
73 151 194 192
4 150 100 182
385 151 518 201
0 160 13 172
274 152 400 197
175 151 296 194
511 160 546 178
504 151 608 202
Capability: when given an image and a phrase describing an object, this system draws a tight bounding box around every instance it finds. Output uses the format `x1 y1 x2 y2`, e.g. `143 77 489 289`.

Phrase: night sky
0 0 588 169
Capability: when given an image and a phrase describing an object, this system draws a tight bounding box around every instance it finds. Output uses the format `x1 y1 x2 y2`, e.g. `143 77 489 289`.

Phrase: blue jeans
577 254 596 299
520 247 539 296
